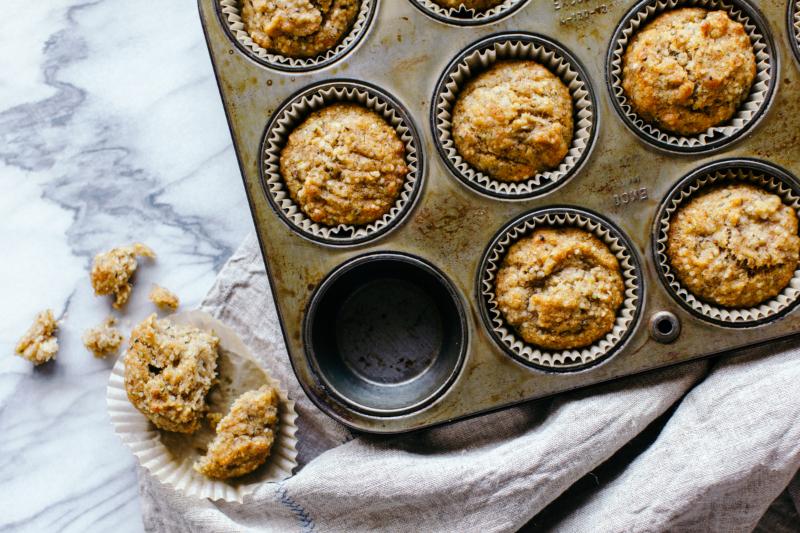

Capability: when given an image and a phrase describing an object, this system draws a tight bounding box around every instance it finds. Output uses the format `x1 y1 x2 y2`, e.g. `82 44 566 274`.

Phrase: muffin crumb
91 243 155 309
82 316 124 358
124 314 219 434
149 284 180 312
15 310 59 365
194 385 280 479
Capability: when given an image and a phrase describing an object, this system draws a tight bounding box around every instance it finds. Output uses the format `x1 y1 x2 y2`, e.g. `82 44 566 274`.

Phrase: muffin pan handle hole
650 311 681 344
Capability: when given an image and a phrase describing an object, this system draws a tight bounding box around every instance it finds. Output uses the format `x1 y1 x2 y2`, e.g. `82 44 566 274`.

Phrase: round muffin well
667 183 800 308
621 7 756 136
431 0 504 9
494 227 625 350
452 60 574 182
279 103 408 227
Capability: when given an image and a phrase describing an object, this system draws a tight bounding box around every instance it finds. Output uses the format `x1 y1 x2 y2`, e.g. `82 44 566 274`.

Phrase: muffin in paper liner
790 0 800 65
261 80 424 246
607 0 776 153
216 0 376 72
478 208 643 371
654 159 800 327
408 0 528 26
432 33 597 200
106 310 299 503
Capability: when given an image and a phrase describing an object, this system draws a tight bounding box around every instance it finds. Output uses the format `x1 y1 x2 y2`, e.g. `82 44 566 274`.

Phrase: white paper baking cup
790 0 800 65
408 0 528 26
654 159 800 327
107 310 299 503
262 80 424 246
478 208 643 370
217 0 375 72
607 0 776 153
432 33 597 200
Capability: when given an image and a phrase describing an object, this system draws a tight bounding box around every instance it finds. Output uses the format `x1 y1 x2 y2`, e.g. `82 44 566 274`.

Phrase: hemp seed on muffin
124 314 219 434
279 103 408 226
452 60 574 182
431 0 504 10
667 184 800 308
495 228 625 350
622 8 756 136
241 0 360 58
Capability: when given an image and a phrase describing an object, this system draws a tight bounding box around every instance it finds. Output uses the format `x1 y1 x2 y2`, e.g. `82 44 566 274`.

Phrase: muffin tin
199 0 800 433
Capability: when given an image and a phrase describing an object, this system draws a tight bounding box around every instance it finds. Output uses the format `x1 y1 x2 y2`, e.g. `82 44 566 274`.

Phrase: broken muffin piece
149 284 180 312
90 243 155 309
124 314 219 433
14 310 59 365
194 385 280 479
82 316 124 358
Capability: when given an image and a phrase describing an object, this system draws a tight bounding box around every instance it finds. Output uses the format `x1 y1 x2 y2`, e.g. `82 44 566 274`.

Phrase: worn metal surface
198 0 800 433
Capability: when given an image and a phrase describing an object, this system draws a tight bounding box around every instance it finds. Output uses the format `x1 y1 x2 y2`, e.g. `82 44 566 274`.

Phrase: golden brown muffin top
667 184 800 308
622 8 756 135
452 60 574 182
241 0 360 58
280 103 408 226
495 227 625 350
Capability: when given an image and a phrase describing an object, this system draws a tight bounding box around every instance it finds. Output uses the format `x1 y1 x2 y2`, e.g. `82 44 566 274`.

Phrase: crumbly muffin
149 284 180 312
241 0 359 58
194 385 279 479
124 314 220 434
431 0 504 10
280 103 408 226
83 316 124 358
622 8 756 136
452 60 574 182
91 243 155 309
15 310 59 365
667 184 800 307
495 228 625 350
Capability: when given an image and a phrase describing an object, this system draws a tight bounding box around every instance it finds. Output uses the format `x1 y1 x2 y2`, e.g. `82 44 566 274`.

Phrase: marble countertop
0 1 252 530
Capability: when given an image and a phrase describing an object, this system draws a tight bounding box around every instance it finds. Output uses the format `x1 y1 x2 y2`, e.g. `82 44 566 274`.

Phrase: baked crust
667 184 800 307
622 8 756 135
124 314 219 434
241 0 359 58
194 385 279 479
495 228 625 350
452 60 573 182
83 316 123 358
90 243 155 309
15 310 59 365
280 103 408 226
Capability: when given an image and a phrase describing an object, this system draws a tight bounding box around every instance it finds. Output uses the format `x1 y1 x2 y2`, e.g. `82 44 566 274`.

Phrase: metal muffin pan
198 0 800 433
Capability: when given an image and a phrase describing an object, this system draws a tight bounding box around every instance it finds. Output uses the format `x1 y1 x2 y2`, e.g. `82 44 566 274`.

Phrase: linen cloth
139 233 800 532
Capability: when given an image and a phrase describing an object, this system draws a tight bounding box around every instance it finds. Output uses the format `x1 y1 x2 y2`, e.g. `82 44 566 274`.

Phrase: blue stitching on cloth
275 480 316 532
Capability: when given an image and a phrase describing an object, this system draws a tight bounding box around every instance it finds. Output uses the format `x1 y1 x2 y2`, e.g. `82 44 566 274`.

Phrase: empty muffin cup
408 0 528 26
216 0 376 72
304 253 467 416
478 207 643 371
653 159 800 327
607 0 777 153
432 32 597 200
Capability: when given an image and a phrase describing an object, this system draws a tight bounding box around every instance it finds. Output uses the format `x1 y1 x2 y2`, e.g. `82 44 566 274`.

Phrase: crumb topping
15 310 59 365
82 316 124 358
90 243 155 309
149 284 180 312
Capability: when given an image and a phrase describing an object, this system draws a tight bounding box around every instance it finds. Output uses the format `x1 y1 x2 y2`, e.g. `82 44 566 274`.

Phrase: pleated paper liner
654 159 800 327
478 208 643 371
408 0 528 26
216 0 376 72
607 0 776 153
432 32 597 200
261 80 424 246
107 310 299 503
790 0 800 65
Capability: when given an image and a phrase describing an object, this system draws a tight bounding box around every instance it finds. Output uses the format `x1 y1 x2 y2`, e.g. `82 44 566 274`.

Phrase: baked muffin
622 8 756 136
241 0 359 58
452 60 573 182
667 184 800 308
495 228 625 350
194 385 279 479
432 0 504 10
124 315 220 434
280 103 408 226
